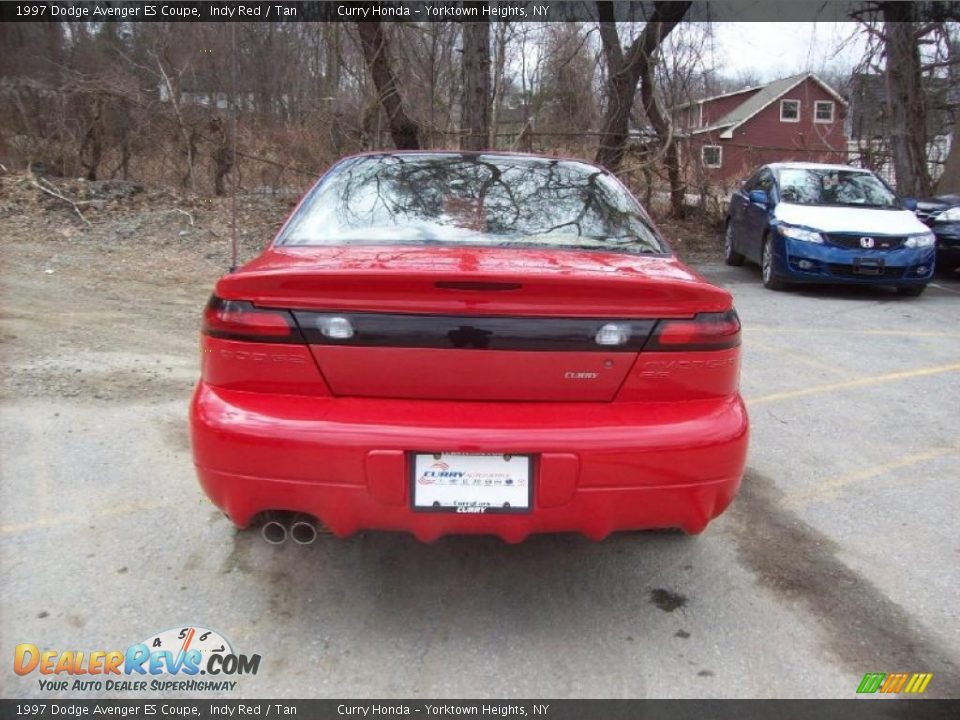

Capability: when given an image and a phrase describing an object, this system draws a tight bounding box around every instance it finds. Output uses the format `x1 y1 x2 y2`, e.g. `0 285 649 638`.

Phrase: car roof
765 161 872 173
339 149 602 168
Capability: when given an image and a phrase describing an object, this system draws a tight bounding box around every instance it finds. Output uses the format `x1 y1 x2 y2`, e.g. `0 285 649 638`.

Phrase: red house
674 72 848 183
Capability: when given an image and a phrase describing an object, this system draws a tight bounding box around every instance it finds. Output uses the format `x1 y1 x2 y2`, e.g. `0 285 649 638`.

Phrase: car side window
757 170 775 200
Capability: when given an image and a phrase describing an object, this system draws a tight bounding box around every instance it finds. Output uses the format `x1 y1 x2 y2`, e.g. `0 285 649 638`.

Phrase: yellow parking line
0 498 182 535
748 340 852 378
786 445 960 509
748 362 960 406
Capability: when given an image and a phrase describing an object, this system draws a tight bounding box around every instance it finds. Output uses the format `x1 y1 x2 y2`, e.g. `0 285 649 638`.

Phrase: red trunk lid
214 246 731 402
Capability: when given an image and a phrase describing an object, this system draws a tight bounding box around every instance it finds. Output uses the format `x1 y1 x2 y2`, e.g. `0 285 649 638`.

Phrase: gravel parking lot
2 227 958 699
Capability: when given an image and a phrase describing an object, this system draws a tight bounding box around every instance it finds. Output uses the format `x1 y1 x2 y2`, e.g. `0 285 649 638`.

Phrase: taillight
202 296 303 344
646 310 741 351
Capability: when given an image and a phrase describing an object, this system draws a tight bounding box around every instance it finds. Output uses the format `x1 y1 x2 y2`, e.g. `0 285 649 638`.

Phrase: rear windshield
777 168 900 209
278 154 667 255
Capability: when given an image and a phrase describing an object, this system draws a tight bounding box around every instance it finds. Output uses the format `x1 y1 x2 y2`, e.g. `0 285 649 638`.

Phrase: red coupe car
190 152 748 543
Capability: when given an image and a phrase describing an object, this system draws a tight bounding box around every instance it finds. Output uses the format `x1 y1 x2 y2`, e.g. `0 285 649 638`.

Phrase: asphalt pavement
2 264 958 699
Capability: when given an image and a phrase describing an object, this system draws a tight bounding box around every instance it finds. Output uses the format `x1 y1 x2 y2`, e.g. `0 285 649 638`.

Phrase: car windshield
278 154 667 254
776 168 900 209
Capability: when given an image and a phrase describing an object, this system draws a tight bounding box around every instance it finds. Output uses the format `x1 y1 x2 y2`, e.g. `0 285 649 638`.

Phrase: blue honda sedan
724 163 936 295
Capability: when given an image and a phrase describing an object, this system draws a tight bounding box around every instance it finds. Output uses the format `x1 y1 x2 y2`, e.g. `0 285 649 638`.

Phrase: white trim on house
701 145 723 168
814 100 835 123
780 99 801 122
807 73 849 105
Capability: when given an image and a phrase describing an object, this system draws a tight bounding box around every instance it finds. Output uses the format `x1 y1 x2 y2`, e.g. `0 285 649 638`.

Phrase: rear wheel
724 221 745 266
761 235 786 290
897 284 927 297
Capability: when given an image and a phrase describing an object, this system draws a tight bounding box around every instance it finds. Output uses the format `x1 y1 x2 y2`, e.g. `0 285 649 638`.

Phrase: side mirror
749 189 770 207
902 197 918 211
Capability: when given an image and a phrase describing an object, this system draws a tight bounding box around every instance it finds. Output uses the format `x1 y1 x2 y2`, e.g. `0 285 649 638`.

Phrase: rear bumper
190 383 749 541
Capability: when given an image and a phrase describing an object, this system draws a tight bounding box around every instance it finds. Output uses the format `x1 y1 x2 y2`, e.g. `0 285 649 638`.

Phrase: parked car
190 151 748 543
916 194 960 272
724 162 936 295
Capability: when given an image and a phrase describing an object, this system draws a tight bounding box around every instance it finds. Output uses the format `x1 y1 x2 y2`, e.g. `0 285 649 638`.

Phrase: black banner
1 700 960 720
2 1 956 24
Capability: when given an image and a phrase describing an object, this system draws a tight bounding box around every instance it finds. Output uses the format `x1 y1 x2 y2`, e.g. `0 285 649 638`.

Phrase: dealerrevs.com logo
14 626 260 693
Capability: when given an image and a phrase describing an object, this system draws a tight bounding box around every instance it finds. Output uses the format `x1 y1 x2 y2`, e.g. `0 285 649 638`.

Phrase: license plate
854 258 883 275
411 452 532 514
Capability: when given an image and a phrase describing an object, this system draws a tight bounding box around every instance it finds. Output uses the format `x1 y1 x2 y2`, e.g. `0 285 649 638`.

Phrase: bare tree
937 115 960 194
391 22 461 147
635 15 689 217
538 24 597 143
461 10 491 151
852 4 960 195
356 21 420 149
595 0 690 217
881 3 932 197
489 20 513 149
595 1 690 172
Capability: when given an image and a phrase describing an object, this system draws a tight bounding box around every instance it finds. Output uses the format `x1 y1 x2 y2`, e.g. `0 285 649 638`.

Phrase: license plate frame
410 452 534 514
853 257 884 275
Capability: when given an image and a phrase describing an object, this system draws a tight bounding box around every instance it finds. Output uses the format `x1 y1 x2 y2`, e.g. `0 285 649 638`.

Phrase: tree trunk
882 3 932 197
595 1 643 172
79 95 104 181
461 11 491 151
324 24 341 99
489 21 509 149
935 115 960 195
634 11 688 217
594 1 690 177
211 117 235 197
356 21 420 150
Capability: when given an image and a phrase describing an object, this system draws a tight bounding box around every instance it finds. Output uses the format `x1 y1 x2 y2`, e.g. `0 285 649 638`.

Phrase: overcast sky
709 22 869 81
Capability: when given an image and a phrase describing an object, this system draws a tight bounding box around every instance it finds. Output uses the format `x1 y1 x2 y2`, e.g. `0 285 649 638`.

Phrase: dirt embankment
0 174 298 403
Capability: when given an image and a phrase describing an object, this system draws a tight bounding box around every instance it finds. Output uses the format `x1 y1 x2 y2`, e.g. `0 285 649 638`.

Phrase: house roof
672 84 762 112
692 72 847 139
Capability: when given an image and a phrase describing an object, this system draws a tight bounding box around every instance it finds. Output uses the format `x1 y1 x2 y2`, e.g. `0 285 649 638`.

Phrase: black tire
897 284 927 297
761 235 786 290
723 221 745 266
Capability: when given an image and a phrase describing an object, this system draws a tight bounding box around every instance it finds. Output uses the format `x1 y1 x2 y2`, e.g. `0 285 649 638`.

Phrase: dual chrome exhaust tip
260 512 321 545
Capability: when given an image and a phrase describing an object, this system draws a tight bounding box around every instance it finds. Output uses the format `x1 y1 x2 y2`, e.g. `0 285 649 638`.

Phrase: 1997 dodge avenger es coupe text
189 152 749 542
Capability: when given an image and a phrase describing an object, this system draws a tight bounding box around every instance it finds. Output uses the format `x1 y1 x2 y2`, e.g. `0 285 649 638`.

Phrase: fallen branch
30 180 92 225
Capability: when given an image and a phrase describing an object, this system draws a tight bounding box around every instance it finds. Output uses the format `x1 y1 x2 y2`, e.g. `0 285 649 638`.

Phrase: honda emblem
860 237 875 248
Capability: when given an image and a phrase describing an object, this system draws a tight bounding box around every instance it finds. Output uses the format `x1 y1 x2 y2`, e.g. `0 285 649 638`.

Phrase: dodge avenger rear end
189 152 748 542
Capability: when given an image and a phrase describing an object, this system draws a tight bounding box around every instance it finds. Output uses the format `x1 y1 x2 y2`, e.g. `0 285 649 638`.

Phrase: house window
780 99 800 122
814 101 835 123
702 145 722 168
